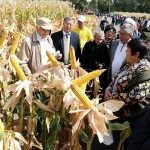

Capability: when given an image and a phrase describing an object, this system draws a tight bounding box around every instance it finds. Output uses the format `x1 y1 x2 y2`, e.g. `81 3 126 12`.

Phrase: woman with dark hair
105 38 150 121
104 38 150 149
103 25 116 49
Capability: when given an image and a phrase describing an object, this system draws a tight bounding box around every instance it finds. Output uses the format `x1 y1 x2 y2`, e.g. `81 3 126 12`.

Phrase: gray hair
94 30 105 39
63 16 74 22
120 24 134 35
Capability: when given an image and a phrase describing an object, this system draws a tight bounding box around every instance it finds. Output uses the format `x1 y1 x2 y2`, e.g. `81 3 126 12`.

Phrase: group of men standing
18 15 150 150
18 15 93 75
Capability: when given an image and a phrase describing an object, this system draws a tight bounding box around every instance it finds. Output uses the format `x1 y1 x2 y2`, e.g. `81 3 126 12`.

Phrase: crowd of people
18 14 150 150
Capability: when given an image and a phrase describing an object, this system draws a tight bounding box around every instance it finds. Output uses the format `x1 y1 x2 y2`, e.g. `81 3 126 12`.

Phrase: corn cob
10 33 21 54
46 51 59 66
0 34 7 48
70 45 77 69
79 82 87 92
71 84 93 109
72 70 105 86
10 56 27 81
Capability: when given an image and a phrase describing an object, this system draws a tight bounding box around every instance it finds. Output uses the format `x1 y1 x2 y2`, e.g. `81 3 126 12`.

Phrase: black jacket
127 104 150 150
80 40 110 89
51 30 81 63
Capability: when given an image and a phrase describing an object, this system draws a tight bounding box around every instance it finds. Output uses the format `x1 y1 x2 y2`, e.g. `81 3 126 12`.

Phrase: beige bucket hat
36 17 54 30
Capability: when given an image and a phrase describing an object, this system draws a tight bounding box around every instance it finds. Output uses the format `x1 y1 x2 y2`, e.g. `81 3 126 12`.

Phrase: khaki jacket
18 31 54 75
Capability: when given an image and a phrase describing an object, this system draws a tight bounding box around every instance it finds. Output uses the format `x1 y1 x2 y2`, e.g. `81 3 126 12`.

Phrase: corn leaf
117 127 132 150
98 100 124 112
33 99 55 114
0 132 5 141
81 131 91 143
47 117 61 149
47 132 57 150
107 121 130 131
14 132 27 144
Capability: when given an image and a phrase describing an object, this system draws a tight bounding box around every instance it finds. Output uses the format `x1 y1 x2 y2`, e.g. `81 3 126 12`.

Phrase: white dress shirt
36 32 56 65
111 41 127 79
63 31 71 64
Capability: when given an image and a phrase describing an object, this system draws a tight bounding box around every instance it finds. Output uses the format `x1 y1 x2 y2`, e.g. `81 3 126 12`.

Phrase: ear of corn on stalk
46 51 59 66
70 84 93 109
10 33 21 54
0 34 7 48
70 46 77 69
79 82 87 92
10 56 27 81
71 70 105 86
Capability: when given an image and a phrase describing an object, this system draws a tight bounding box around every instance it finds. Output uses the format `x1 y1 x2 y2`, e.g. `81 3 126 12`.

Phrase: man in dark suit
127 103 150 150
51 17 81 65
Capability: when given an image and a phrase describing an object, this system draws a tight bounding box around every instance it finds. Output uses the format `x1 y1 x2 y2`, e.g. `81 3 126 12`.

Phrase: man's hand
55 51 62 60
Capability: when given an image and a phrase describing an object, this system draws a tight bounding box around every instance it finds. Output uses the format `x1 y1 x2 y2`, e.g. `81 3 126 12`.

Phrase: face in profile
119 30 131 44
126 46 139 64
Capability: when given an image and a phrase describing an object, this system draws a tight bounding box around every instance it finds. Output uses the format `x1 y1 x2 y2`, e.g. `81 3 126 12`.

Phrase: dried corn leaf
98 100 124 112
33 99 55 114
10 138 21 150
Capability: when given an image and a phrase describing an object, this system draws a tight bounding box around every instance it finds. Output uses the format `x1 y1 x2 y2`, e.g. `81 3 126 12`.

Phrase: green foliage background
65 0 150 13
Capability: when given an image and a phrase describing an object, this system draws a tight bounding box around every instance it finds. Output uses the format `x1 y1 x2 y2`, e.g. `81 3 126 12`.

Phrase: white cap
124 18 136 26
77 15 86 22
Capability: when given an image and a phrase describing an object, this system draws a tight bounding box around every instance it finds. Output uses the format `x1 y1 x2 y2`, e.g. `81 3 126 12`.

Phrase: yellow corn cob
79 82 87 92
70 46 77 69
0 34 7 48
46 51 59 66
10 33 21 54
72 70 105 86
70 84 93 109
10 56 27 81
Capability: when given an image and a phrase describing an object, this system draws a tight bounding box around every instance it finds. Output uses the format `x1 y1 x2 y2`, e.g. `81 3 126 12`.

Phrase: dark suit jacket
51 30 81 64
127 104 150 150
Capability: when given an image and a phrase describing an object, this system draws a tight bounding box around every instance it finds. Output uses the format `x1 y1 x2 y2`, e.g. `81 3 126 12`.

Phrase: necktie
65 33 68 39
120 45 124 52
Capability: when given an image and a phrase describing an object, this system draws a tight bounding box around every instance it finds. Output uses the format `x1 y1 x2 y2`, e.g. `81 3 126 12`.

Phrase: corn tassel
10 33 21 54
70 46 77 69
71 84 93 109
10 56 27 81
72 70 105 86
0 34 7 48
46 51 59 66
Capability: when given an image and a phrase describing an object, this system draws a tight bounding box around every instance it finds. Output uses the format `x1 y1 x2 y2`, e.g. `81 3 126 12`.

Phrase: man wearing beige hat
18 17 61 75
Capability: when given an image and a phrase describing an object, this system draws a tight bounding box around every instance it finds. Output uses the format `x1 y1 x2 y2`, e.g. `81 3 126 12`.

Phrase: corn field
114 11 150 18
0 0 130 150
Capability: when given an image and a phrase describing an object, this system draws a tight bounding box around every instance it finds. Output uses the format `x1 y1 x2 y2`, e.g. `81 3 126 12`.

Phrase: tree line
63 0 150 13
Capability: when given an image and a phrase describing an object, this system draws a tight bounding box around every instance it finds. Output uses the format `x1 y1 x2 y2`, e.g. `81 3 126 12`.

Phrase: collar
36 31 47 42
63 30 71 36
